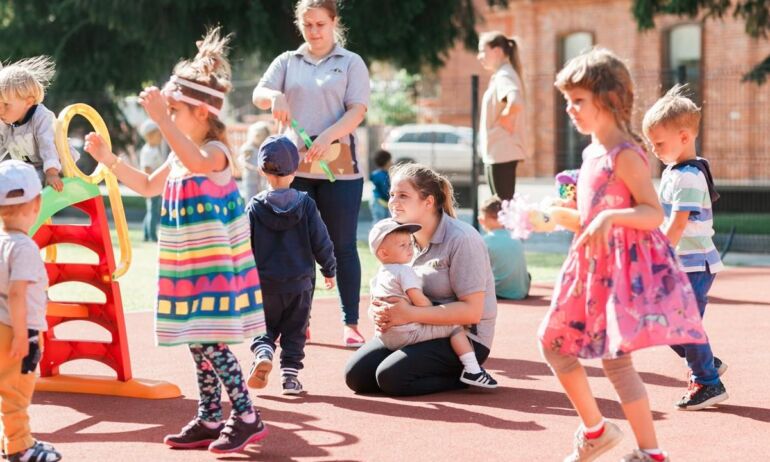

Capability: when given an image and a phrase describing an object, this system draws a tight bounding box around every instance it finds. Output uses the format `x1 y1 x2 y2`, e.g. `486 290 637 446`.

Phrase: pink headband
162 75 224 116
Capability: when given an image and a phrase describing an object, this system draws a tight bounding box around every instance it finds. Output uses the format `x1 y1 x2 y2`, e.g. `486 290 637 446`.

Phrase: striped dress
156 141 266 346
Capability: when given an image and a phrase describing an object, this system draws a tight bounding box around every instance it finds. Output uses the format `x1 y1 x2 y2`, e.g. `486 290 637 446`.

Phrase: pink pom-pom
498 194 535 239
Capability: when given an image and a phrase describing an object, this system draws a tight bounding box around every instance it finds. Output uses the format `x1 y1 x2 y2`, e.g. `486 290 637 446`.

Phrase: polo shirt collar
430 212 450 245
292 43 345 60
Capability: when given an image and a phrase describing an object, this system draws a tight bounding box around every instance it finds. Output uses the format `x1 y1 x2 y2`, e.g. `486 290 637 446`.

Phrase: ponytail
390 163 457 218
480 31 525 97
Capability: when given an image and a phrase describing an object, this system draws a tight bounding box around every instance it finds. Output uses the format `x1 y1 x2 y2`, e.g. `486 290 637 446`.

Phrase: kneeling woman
345 163 497 396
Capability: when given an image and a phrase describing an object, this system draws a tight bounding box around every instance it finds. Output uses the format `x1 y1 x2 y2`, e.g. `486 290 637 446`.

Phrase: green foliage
368 70 419 126
632 0 770 84
0 0 507 149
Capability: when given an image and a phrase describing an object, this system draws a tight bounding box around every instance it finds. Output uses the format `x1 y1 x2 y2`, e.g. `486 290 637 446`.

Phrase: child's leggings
189 343 254 422
539 342 647 404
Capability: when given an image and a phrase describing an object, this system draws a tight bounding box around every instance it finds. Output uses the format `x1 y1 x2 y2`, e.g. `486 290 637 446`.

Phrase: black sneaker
164 418 224 449
247 353 273 389
208 412 269 454
676 380 728 410
282 375 304 395
459 368 498 389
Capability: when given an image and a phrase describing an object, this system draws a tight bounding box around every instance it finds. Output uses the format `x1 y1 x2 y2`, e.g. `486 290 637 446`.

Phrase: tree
0 0 507 148
632 0 770 84
369 70 420 126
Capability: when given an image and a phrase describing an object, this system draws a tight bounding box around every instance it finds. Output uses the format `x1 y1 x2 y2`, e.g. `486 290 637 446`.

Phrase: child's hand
84 132 114 164
139 87 170 123
10 330 28 360
574 210 614 257
45 172 64 192
324 277 336 290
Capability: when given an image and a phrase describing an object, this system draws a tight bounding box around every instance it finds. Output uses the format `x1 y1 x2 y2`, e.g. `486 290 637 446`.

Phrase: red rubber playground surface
31 267 770 461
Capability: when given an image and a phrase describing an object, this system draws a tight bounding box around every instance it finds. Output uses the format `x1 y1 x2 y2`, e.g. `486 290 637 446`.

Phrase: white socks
459 352 482 374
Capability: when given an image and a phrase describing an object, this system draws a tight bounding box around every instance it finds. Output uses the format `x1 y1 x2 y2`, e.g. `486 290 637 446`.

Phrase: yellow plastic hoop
55 103 132 279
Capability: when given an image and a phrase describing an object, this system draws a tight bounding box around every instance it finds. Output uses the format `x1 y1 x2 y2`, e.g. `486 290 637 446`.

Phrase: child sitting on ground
479 196 530 300
369 218 497 388
246 135 336 395
0 160 61 462
0 57 77 191
643 84 728 411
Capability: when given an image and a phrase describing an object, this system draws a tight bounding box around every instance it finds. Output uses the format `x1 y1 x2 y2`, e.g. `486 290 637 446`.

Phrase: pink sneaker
343 326 365 348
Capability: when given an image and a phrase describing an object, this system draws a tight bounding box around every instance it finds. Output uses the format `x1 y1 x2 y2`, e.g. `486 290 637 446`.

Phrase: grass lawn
48 227 565 313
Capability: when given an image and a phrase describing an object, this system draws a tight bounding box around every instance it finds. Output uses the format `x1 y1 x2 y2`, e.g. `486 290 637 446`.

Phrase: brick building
422 0 770 182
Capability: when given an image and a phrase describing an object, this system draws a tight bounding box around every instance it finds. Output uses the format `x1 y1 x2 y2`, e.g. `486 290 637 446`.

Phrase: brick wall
427 0 770 180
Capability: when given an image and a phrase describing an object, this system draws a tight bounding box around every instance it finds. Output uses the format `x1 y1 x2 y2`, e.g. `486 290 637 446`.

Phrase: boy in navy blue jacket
246 135 336 395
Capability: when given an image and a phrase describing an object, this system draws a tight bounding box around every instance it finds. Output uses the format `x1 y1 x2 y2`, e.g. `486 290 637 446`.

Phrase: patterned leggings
189 343 254 422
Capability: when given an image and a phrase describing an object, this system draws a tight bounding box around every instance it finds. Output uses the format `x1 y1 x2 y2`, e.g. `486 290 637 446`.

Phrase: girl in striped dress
84 28 268 454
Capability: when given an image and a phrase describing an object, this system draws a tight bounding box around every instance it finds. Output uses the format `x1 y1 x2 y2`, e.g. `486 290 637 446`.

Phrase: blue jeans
292 177 363 325
671 266 719 385
143 196 161 241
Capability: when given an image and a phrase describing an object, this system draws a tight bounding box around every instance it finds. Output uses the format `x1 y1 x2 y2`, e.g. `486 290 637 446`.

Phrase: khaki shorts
378 323 463 351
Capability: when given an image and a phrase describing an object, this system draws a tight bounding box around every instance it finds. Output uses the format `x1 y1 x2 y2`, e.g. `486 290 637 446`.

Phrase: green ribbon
291 119 336 182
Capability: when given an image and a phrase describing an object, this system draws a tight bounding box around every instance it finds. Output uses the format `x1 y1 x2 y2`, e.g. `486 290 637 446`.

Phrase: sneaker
563 421 623 462
164 418 224 449
343 326 365 348
282 375 304 395
676 380 728 410
7 441 62 462
621 449 670 461
686 356 728 382
460 368 498 389
208 412 269 454
247 354 273 389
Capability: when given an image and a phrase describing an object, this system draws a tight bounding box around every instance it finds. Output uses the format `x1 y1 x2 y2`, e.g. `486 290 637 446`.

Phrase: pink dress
539 142 706 359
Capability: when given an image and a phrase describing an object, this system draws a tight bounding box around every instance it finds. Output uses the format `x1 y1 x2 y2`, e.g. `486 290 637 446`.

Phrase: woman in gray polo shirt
344 163 497 396
253 0 370 347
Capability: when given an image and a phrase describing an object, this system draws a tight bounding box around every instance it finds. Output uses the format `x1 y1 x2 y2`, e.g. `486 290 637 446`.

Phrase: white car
381 124 478 185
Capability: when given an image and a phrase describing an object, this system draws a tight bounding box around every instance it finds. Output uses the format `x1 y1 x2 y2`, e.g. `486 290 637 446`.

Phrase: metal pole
471 74 480 231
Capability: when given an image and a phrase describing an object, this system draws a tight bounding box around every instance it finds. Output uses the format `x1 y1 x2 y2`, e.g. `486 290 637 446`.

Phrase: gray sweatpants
378 323 463 351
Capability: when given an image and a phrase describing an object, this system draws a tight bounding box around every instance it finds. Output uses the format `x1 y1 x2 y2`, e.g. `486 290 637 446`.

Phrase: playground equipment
31 104 180 399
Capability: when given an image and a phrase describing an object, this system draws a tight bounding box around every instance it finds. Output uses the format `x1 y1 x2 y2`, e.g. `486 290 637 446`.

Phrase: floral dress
539 142 706 359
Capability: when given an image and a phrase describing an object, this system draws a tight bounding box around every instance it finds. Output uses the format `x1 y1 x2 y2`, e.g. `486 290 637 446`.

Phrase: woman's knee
539 340 580 374
374 364 410 396
602 355 647 403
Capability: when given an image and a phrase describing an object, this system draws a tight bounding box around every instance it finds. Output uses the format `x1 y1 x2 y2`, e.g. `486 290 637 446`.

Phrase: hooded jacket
247 188 336 295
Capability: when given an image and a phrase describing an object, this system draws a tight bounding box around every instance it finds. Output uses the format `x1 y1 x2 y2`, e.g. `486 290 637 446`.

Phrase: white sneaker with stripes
460 368 498 388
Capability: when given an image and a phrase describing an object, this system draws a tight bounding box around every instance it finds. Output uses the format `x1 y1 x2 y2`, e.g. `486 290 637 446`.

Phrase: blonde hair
246 121 272 147
555 47 644 147
0 56 55 104
389 163 456 218
479 31 525 94
294 0 347 47
170 27 233 152
642 84 701 134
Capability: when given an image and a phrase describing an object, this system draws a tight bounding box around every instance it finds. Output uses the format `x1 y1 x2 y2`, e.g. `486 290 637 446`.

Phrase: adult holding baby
252 0 370 347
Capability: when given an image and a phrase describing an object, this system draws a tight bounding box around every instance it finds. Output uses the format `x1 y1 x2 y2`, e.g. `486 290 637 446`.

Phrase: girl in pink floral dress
540 48 706 462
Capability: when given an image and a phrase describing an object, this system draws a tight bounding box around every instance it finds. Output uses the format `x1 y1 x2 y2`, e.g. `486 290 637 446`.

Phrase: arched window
556 32 593 171
664 24 702 103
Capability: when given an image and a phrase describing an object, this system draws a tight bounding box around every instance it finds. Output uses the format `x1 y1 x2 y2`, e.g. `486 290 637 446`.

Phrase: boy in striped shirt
643 85 728 411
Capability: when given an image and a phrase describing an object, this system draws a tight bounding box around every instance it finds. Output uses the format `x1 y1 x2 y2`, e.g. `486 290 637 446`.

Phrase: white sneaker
563 421 624 462
621 449 670 462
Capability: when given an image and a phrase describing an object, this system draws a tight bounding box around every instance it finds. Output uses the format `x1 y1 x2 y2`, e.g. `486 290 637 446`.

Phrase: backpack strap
672 158 720 203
